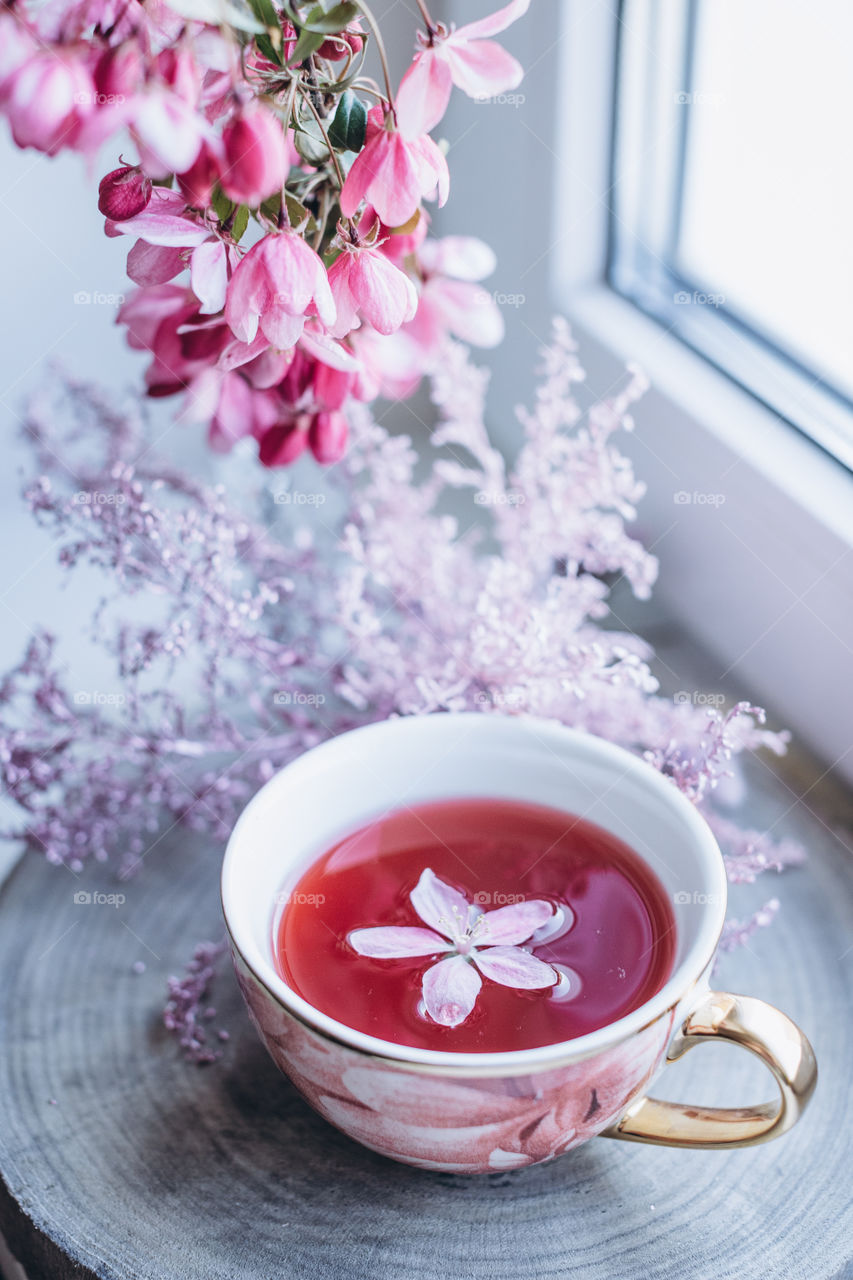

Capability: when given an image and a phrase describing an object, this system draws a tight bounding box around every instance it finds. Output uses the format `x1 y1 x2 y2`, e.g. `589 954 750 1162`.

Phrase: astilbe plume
0 324 800 1055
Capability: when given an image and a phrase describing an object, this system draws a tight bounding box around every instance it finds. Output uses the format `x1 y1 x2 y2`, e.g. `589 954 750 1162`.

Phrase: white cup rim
222 714 727 1072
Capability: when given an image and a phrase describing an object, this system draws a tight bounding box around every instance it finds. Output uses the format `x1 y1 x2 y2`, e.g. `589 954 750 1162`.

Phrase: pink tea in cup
275 797 676 1053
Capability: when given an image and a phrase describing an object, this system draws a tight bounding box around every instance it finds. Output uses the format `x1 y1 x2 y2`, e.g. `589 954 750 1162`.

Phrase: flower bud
98 165 152 220
178 143 220 208
258 423 309 468
309 411 348 464
318 29 364 59
220 107 288 208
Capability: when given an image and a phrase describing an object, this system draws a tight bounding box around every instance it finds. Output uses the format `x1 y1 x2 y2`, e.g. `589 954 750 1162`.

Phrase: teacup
221 713 817 1173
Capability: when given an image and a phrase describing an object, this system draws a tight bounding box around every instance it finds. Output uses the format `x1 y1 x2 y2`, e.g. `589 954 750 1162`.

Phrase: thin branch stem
297 85 346 189
353 0 396 111
414 0 437 34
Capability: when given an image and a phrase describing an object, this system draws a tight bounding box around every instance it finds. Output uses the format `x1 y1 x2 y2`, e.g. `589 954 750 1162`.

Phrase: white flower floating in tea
349 868 559 1028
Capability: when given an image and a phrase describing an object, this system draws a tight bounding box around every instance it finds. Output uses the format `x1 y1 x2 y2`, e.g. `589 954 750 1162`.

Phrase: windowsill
565 284 853 786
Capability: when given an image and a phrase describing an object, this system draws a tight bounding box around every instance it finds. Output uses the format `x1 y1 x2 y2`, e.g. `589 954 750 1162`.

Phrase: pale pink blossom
117 283 187 354
0 16 36 103
219 106 288 207
190 240 230 314
6 48 94 155
184 368 257 452
410 277 504 349
340 106 448 228
224 231 335 350
397 0 530 137
327 241 418 338
76 87 209 177
350 868 557 1028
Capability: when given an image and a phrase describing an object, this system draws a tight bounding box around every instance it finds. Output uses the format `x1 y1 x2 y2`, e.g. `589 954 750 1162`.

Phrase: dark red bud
98 165 152 221
317 30 364 59
258 424 309 468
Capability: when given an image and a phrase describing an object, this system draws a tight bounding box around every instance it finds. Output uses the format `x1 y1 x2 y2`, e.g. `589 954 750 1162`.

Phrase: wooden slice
0 761 850 1280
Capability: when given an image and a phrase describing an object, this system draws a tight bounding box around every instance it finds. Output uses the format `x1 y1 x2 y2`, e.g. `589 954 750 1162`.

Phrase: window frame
606 0 853 471
498 0 853 780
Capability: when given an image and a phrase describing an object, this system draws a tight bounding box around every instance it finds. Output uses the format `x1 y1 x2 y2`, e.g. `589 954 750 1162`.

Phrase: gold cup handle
603 991 818 1148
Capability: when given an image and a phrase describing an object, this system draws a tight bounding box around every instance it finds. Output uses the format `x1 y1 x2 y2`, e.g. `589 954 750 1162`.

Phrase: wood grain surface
0 748 851 1280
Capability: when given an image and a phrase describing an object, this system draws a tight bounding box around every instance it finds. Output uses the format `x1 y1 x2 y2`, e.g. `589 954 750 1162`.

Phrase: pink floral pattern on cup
232 947 674 1174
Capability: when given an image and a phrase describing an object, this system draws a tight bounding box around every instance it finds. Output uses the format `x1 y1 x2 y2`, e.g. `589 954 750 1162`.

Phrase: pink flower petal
338 139 375 218
259 302 305 350
348 926 450 958
423 278 504 347
299 326 361 371
444 40 524 100
479 899 555 946
352 251 418 335
132 90 204 176
422 955 482 1027
217 331 271 372
455 0 531 41
190 240 227 314
410 867 473 942
126 240 186 286
411 134 449 208
208 371 256 450
418 235 497 282
475 945 557 989
396 50 453 139
112 211 209 247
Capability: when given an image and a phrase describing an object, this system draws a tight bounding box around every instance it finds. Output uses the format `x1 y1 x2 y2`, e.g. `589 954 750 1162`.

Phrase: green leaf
256 31 282 64
286 25 326 64
328 90 366 152
246 0 279 28
299 2 359 33
286 193 318 235
211 185 234 224
259 194 281 223
258 192 319 235
232 205 250 241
